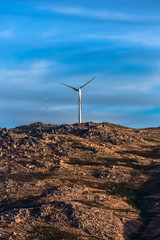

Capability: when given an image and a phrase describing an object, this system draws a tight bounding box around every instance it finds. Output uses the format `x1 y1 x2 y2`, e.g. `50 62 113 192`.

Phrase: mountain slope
0 122 159 240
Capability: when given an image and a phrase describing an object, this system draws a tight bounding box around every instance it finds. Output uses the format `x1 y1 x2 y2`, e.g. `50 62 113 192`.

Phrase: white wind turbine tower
60 77 96 123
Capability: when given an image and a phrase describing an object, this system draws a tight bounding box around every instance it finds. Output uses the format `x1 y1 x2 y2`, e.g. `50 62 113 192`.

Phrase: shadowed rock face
0 122 159 240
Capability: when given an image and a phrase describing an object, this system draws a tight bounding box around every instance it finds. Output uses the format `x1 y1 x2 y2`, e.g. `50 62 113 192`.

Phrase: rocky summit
0 122 159 240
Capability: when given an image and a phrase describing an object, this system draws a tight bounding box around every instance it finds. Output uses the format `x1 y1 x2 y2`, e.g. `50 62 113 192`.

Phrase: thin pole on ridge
46 92 49 124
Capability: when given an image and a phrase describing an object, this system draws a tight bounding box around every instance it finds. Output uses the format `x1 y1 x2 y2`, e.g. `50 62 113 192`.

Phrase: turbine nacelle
60 77 96 123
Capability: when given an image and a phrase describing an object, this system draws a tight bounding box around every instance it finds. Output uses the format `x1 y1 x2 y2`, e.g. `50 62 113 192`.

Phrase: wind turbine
60 77 96 123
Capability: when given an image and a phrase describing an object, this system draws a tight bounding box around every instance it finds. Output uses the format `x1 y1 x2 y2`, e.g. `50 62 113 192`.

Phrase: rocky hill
0 122 159 240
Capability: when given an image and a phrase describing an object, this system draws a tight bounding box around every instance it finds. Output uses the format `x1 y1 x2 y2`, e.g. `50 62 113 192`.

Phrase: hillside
0 122 159 240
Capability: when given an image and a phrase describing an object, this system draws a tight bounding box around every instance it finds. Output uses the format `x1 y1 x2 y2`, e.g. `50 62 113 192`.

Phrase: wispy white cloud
38 6 160 23
0 60 55 87
50 105 77 111
41 31 57 38
81 33 160 47
55 7 137 21
90 63 160 96
0 29 13 39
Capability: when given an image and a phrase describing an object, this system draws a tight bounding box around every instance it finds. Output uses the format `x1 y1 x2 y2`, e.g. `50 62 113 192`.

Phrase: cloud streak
0 29 13 39
39 5 160 23
0 59 63 88
81 33 160 48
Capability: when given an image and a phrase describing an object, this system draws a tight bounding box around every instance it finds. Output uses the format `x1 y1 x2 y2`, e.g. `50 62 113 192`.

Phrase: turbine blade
80 77 96 89
60 82 78 91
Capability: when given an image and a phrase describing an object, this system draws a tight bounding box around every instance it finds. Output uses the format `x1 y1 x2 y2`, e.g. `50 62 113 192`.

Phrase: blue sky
0 0 160 128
